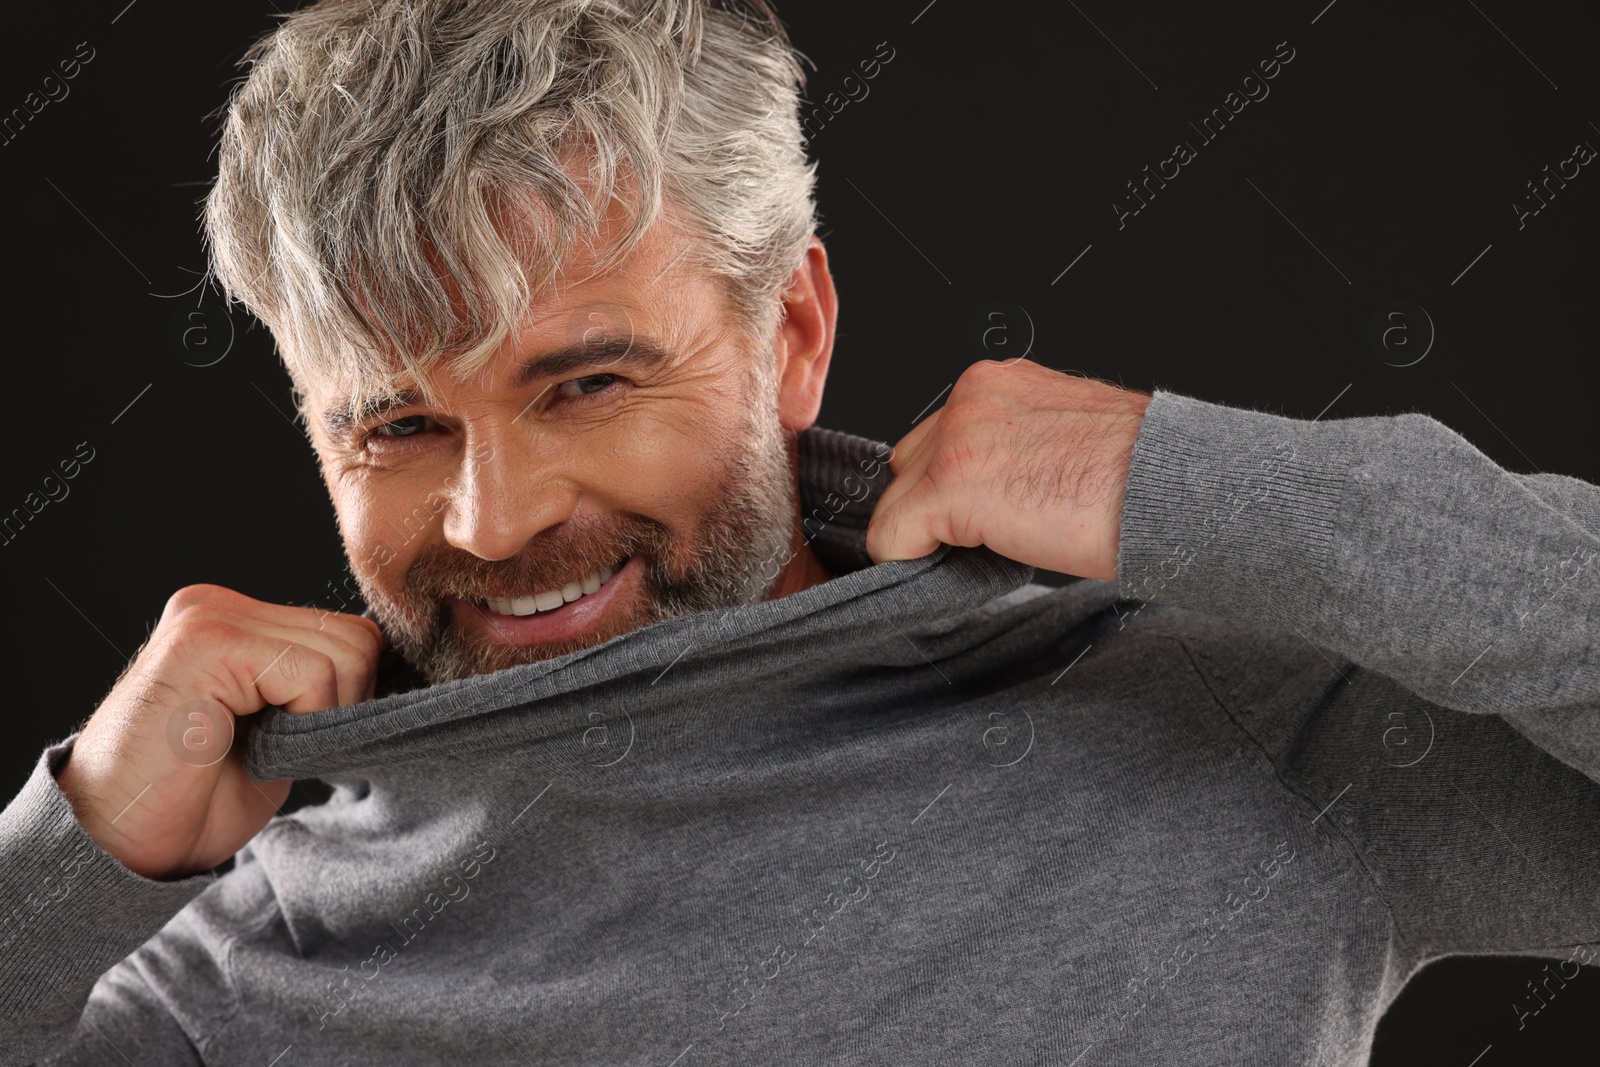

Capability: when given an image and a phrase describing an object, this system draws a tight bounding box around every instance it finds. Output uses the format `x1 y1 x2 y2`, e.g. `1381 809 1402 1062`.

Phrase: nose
440 428 575 561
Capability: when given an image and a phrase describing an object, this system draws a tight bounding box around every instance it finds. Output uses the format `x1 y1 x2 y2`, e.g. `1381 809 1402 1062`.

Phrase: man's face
302 219 815 686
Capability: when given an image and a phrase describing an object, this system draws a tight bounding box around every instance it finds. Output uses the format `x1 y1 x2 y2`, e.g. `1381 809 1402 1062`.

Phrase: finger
239 617 379 709
251 641 342 714
865 466 947 563
200 627 343 715
296 605 384 667
321 607 385 653
167 585 383 663
871 415 946 524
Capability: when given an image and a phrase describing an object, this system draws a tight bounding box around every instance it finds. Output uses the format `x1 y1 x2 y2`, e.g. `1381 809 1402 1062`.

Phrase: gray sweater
2 390 1597 1065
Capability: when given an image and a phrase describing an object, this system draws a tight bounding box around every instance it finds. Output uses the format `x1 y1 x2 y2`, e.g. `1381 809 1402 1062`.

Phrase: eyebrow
320 335 676 439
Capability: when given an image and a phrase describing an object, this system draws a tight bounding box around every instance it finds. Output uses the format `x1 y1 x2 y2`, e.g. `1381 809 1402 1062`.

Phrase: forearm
0 736 213 1063
1115 390 1600 720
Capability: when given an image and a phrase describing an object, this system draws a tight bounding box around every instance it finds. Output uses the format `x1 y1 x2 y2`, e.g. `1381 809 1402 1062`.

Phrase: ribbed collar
242 425 1036 781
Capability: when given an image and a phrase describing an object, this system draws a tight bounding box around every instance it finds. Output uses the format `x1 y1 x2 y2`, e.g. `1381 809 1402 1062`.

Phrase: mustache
402 515 668 601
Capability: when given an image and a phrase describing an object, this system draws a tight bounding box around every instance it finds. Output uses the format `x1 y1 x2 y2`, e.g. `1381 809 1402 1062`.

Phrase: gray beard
350 356 801 686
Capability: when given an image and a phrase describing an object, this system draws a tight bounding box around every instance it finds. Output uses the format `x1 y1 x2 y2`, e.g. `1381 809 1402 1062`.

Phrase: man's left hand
865 360 1153 581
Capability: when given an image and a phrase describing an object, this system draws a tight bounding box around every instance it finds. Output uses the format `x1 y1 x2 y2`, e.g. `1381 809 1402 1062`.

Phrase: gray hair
201 0 818 419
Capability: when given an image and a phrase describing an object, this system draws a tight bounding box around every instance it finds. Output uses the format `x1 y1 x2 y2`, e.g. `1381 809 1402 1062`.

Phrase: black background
1 0 1595 1061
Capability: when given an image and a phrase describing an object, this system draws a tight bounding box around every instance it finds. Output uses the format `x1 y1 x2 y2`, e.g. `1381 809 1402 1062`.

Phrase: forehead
519 209 708 345
305 209 725 429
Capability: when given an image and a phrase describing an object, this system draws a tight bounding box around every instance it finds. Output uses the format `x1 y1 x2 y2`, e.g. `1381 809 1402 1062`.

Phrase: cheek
330 475 426 585
559 404 741 538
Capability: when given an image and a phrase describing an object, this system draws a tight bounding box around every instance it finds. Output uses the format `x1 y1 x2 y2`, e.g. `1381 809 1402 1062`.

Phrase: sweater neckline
242 425 1037 781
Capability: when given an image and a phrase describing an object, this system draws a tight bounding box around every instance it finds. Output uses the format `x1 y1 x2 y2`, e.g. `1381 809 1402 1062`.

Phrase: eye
556 373 621 401
370 414 435 438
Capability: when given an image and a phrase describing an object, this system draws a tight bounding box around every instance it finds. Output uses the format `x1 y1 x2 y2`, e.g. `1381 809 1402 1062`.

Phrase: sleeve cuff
0 735 216 1015
1115 389 1352 622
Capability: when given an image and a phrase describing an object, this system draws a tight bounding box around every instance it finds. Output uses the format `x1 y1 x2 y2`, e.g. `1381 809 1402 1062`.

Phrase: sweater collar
242 425 1037 781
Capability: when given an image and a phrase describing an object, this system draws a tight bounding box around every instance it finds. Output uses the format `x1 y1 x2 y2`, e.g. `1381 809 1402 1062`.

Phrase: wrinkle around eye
556 373 620 399
372 414 437 438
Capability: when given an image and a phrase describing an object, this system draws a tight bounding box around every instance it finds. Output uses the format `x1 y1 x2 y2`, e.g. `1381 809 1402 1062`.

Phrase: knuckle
268 645 339 700
959 356 1025 390
324 610 382 651
169 606 236 646
327 640 367 682
311 647 339 684
270 644 306 684
163 583 221 616
287 645 334 686
961 358 1002 382
938 388 1002 437
351 615 386 656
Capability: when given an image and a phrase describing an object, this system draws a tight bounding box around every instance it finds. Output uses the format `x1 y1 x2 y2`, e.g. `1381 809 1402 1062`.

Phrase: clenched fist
55 585 382 881
866 360 1152 580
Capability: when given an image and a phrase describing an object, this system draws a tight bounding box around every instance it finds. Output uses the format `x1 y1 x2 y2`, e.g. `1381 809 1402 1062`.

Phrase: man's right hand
54 584 383 881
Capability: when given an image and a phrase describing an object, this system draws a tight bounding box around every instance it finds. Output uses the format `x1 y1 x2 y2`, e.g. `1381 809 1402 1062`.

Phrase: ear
770 235 837 433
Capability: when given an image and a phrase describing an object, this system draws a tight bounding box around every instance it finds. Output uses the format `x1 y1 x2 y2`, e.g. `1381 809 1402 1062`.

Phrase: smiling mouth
477 554 632 617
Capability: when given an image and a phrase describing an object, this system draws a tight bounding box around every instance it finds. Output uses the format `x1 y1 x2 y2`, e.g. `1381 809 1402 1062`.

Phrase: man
1 0 1596 1063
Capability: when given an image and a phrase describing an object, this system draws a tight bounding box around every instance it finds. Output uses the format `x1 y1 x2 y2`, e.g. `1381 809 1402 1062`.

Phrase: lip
449 553 642 648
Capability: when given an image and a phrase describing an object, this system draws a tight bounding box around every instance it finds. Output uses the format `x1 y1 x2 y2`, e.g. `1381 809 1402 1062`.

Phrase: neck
763 529 838 601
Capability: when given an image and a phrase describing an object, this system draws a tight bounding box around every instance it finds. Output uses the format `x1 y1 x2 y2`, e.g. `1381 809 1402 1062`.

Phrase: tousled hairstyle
201 0 818 422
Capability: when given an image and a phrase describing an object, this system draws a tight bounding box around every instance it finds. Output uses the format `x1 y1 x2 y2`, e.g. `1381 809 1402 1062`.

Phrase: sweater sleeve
1114 389 1600 971
0 736 211 1065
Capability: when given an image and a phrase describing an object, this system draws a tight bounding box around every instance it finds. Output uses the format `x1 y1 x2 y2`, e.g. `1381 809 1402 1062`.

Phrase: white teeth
482 558 626 616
